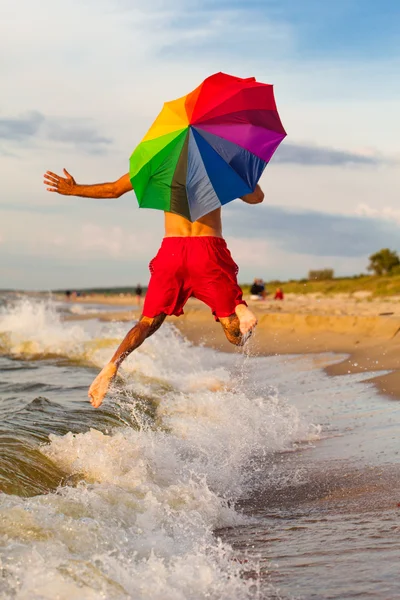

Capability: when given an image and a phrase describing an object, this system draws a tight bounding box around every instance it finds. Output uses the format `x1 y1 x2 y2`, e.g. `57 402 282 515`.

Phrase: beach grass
242 274 400 297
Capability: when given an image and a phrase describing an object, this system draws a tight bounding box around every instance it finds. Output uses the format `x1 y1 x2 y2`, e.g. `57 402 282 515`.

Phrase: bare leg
88 313 166 408
219 306 257 347
234 304 258 336
219 315 244 346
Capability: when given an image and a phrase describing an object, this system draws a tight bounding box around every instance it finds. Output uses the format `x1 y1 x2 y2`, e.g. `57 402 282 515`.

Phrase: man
43 169 263 408
250 278 267 300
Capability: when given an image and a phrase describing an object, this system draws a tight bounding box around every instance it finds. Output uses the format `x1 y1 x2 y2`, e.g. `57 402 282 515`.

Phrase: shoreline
62 295 400 400
172 309 400 400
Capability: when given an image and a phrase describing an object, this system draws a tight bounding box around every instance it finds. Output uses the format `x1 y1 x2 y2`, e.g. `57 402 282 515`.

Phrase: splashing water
0 299 88 359
0 299 316 599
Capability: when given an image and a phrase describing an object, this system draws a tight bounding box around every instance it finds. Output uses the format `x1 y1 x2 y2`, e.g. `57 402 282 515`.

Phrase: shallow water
0 295 399 599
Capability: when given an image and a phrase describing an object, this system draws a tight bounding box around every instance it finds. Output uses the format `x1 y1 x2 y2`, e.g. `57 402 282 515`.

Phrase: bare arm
43 169 132 198
240 184 264 204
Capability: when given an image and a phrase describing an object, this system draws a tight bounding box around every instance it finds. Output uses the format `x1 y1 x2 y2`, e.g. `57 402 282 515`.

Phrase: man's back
164 208 222 238
164 181 264 238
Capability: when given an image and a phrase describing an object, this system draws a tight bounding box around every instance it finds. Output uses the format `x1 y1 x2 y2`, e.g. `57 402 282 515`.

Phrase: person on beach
43 169 263 407
250 278 267 300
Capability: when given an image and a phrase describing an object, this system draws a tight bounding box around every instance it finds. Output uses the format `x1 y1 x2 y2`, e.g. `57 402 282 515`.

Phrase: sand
63 293 400 400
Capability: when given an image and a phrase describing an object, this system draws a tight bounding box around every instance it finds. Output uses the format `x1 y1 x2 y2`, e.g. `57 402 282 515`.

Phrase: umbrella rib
196 109 286 133
170 130 191 220
192 126 261 193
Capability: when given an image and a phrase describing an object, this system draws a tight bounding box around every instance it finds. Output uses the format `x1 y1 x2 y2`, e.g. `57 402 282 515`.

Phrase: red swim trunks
143 237 246 320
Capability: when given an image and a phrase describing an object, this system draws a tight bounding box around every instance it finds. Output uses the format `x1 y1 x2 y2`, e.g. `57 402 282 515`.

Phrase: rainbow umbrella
129 72 286 222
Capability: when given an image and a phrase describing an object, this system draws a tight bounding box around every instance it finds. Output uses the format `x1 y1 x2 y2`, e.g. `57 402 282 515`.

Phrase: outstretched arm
241 184 264 204
43 169 132 198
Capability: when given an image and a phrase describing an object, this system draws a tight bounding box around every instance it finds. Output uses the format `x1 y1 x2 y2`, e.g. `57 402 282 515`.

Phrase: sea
0 293 399 600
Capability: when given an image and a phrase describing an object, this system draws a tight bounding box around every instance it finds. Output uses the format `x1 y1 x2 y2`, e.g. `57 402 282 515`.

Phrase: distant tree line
306 249 400 281
308 269 334 281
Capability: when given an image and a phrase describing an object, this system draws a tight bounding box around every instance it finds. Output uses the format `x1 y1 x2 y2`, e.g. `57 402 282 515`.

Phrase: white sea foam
0 299 315 599
0 299 88 358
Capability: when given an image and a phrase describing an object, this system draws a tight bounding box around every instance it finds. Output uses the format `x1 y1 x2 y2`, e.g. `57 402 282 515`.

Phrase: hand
240 184 264 205
43 168 77 195
88 363 118 408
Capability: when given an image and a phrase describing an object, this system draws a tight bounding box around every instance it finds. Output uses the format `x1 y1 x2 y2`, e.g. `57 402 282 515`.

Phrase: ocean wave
0 299 89 360
0 298 316 598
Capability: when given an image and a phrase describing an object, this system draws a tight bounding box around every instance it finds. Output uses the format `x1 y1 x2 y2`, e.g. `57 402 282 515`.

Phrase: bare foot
88 362 117 408
235 304 258 336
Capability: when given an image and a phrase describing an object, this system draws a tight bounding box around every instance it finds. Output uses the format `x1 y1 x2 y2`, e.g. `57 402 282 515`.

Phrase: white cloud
258 163 400 217
80 223 159 258
0 208 159 260
226 236 367 281
355 203 400 225
227 238 271 269
81 224 124 257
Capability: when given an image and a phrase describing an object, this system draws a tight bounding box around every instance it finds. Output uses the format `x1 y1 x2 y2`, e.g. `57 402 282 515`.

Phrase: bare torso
164 208 222 238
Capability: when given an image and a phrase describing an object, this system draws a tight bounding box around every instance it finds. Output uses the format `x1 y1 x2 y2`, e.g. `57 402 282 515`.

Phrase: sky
1 0 399 290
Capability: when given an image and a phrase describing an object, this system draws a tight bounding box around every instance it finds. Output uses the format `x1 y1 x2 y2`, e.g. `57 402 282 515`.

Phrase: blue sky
183 0 400 61
1 0 399 289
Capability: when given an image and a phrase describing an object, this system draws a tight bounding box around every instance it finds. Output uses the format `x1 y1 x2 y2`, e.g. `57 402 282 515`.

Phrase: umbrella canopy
129 72 286 222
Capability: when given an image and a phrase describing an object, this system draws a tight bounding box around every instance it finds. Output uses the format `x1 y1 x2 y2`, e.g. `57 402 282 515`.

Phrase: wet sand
62 293 400 400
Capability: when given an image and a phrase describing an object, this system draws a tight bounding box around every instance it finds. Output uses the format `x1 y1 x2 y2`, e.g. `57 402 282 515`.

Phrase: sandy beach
62 292 400 400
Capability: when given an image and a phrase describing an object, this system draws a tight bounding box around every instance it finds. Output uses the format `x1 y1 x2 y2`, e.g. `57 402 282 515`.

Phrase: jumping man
43 169 263 407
